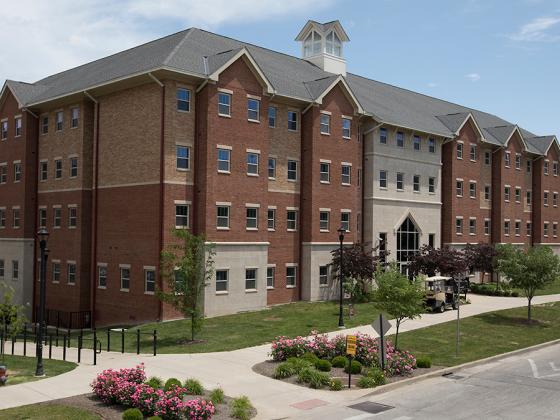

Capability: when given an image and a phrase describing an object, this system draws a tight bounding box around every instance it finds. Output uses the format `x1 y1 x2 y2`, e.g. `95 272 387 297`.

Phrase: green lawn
77 301 380 354
534 279 560 295
0 404 99 420
396 301 560 367
0 355 77 386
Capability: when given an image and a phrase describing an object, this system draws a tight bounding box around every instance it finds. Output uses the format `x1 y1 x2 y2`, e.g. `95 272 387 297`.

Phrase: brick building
0 21 558 326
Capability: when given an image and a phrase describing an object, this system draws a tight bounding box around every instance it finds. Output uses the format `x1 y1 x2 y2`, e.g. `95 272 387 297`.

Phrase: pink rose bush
91 363 215 419
270 331 417 377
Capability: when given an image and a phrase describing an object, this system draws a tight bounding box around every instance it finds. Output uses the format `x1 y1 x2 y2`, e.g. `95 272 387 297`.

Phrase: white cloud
465 73 481 82
0 0 335 83
508 16 560 42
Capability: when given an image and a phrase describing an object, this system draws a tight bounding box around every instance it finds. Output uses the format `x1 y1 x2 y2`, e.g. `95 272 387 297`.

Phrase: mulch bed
252 360 442 389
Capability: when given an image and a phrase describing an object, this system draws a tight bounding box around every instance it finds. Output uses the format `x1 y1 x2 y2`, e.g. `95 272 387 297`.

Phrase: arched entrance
396 217 420 275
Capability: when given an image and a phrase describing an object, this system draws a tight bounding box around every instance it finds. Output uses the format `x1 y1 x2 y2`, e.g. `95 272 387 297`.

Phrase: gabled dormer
295 20 349 76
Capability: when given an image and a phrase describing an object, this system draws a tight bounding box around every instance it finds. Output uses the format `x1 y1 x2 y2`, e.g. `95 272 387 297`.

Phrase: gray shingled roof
3 26 554 154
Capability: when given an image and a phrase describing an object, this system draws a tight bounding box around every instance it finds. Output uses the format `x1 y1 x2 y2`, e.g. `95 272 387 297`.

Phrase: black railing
34 308 92 330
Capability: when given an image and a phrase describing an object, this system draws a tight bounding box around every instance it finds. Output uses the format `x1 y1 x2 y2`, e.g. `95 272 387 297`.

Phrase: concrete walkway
2 294 560 419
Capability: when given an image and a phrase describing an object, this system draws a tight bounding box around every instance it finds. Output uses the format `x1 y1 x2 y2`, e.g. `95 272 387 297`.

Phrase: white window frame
176 145 190 171
320 113 330 135
245 268 257 291
286 264 297 288
247 97 260 122
379 170 387 189
120 264 131 291
216 269 229 293
266 265 275 289
97 264 107 289
175 201 191 229
342 117 351 139
287 159 298 182
218 91 231 117
341 210 351 232
287 208 298 231
267 207 276 231
341 163 351 185
319 209 330 232
319 161 330 183
246 205 259 230
247 151 260 176
144 266 156 294
217 147 231 173
216 203 231 230
288 110 298 131
71 107 79 128
177 88 191 112
319 265 329 287
68 205 78 228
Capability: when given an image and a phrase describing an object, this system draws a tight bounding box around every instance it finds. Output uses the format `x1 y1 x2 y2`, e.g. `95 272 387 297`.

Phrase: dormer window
326 31 342 57
303 31 322 57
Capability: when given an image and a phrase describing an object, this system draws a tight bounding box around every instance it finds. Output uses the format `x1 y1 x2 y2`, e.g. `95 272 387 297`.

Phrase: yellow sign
346 335 357 356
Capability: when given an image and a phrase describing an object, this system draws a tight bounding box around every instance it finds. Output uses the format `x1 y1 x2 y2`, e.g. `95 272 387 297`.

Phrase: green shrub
183 378 204 395
416 356 432 368
147 417 163 420
329 378 343 391
308 370 331 389
230 396 253 420
274 362 296 379
163 378 182 391
315 359 332 372
344 360 362 374
365 367 386 386
301 352 320 364
296 366 316 384
286 357 313 373
209 387 225 405
331 355 347 368
122 408 143 420
357 375 378 388
145 376 163 389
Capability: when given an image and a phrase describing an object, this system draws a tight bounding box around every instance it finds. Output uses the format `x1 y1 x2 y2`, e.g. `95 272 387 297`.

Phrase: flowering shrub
305 331 336 359
91 364 146 404
184 398 215 420
270 335 308 361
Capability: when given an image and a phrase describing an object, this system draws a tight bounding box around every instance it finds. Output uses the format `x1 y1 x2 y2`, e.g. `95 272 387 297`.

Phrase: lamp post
337 226 346 329
35 228 49 377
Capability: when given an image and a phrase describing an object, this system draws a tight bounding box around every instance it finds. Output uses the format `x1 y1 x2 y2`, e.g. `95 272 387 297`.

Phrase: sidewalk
2 294 560 419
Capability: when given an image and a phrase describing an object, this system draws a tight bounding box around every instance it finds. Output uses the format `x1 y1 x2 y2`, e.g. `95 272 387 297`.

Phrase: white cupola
295 20 349 75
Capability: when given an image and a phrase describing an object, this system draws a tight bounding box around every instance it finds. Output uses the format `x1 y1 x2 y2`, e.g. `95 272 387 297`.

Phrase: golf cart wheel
439 304 445 313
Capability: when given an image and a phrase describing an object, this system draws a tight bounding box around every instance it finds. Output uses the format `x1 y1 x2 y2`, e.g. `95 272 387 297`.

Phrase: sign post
346 334 356 388
372 314 391 370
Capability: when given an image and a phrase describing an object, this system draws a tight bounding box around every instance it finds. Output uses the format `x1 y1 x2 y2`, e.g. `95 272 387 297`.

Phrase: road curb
364 338 560 397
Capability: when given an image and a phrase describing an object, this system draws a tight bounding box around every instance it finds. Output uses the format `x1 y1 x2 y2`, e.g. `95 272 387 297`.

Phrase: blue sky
2 0 558 138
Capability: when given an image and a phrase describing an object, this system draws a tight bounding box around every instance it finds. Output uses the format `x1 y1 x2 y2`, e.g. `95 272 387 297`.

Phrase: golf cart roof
425 276 452 281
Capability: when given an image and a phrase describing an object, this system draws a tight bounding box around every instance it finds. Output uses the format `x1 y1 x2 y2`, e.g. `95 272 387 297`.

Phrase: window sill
319 284 329 288
287 229 297 232
217 227 230 231
246 228 258 231
248 119 260 124
69 176 78 180
343 136 351 140
397 189 404 192
321 132 330 136
413 191 421 194
98 286 106 290
320 181 330 184
52 281 60 284
245 289 258 293
379 187 388 190
268 228 275 232
120 288 129 292
469 233 475 236
53 226 61 229
176 168 190 172
320 229 330 233
175 226 189 230
67 283 76 286
69 226 76 229
177 109 191 114
55 178 62 181
216 291 229 295
268 177 276 181
286 285 296 289
266 286 274 290
456 233 463 236
218 113 231 118
288 129 298 133
247 173 259 177
342 183 351 187
287 179 297 183
218 170 231 175
144 291 155 295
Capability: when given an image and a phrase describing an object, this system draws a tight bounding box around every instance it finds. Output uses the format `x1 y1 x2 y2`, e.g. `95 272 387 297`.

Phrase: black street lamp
337 226 345 329
35 228 49 377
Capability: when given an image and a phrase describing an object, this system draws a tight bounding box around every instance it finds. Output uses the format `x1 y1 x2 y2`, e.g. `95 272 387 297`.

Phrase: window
428 233 435 248
243 268 257 290
287 210 298 231
527 221 532 236
485 151 491 165
527 159 532 173
55 159 62 179
396 132 404 148
515 153 521 170
288 111 298 131
267 208 275 230
286 266 297 287
428 177 435 193
470 144 477 161
98 266 107 288
413 175 420 192
342 118 351 138
41 116 48 134
341 211 350 232
53 207 61 228
515 188 521 203
246 207 258 229
515 220 521 236
469 182 476 198
554 162 559 176
341 164 351 185
268 106 276 128
396 172 404 191
14 117 22 137
176 88 190 111
504 186 510 202
287 160 298 181
379 170 387 188
554 223 558 237
413 136 421 151
68 206 77 228
544 160 549 175
0 165 6 183
12 261 19 280
1 121 7 139
456 143 463 159
12 208 20 228
247 98 260 121
216 270 228 292
428 138 435 153
484 185 491 200
39 208 47 228
1 260 6 278
320 114 330 135
396 217 419 272
469 218 476 235
70 157 78 178
217 148 231 173
145 269 156 293
380 128 387 144
504 220 510 236
68 263 76 284
267 266 275 288
484 219 491 235
544 191 549 206
456 180 463 197
0 209 5 228
303 30 322 57
52 262 60 282
175 204 189 228
218 92 231 116
379 233 387 264
456 218 463 234
544 222 549 237
120 267 130 290
504 152 511 167
216 205 230 229
320 162 330 183
526 190 532 205
176 146 190 170
268 158 276 179
40 161 48 181
71 108 79 128
56 111 63 131
554 192 558 207
247 152 259 175
319 265 328 286
319 211 330 231
14 162 21 182
325 30 342 56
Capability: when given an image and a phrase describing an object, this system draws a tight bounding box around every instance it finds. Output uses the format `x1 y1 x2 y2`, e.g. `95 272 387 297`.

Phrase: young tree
371 265 425 349
464 243 497 285
158 229 215 341
497 244 560 323
0 282 28 364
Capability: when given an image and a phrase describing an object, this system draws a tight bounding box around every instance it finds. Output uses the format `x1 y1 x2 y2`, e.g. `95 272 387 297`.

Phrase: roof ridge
162 28 195 66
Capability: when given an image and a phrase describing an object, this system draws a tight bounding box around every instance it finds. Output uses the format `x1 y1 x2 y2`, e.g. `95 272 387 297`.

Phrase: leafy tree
0 282 28 363
464 243 497 285
409 245 468 278
371 265 425 349
158 229 215 341
497 244 560 322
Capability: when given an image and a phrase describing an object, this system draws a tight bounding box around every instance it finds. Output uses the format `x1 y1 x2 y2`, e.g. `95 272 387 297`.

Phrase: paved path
2 294 560 419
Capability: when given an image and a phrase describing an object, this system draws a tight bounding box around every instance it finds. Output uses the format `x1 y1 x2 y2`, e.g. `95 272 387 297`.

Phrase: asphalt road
296 342 560 419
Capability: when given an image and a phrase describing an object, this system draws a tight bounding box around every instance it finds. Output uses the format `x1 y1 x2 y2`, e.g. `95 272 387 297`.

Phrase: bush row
470 283 520 297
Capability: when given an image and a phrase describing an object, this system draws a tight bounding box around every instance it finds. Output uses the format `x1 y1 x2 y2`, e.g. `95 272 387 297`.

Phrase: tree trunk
480 271 485 284
191 313 195 341
395 320 401 350
527 297 532 324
